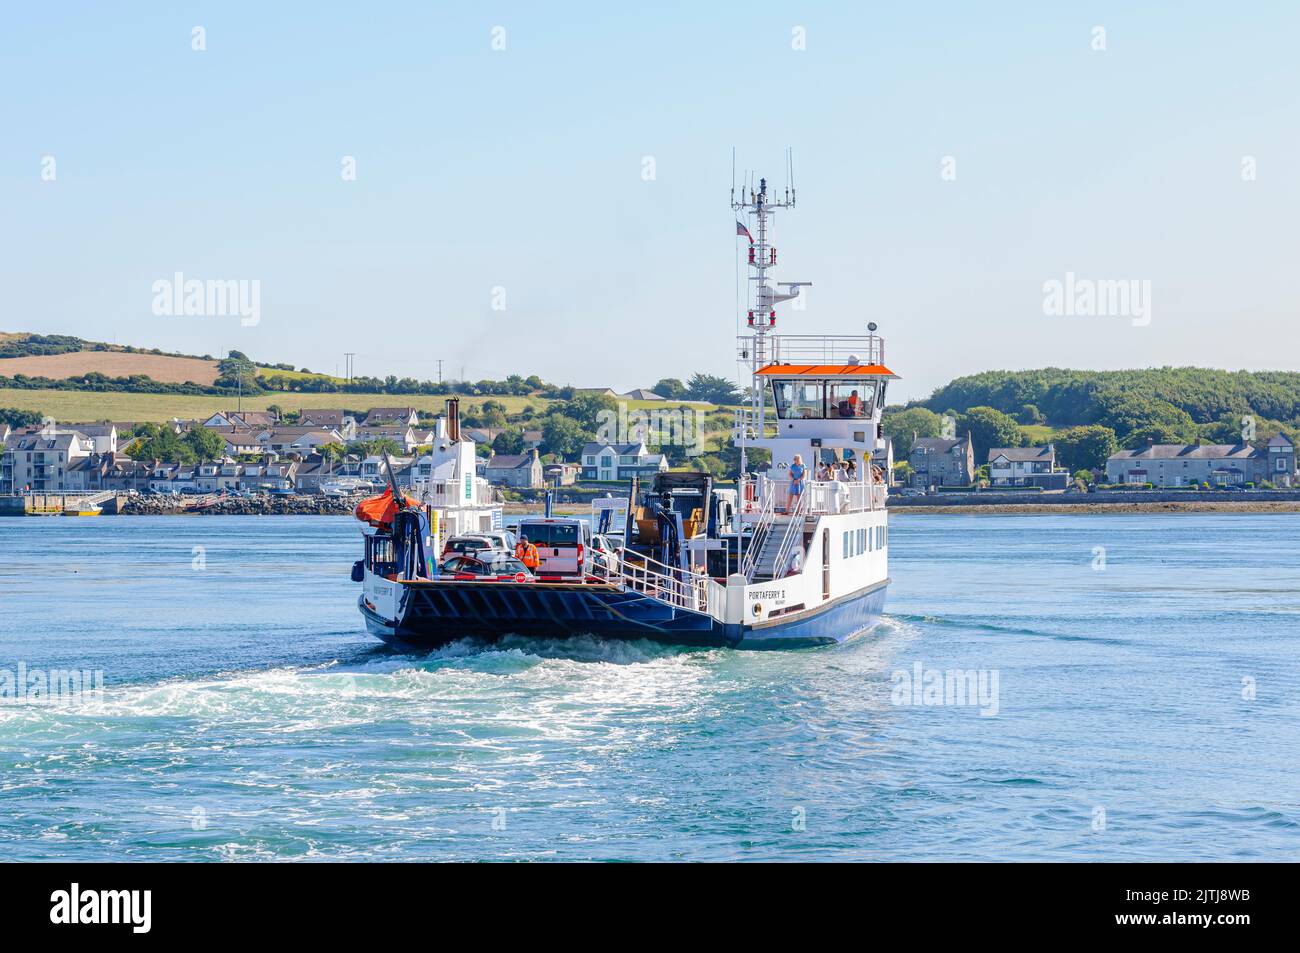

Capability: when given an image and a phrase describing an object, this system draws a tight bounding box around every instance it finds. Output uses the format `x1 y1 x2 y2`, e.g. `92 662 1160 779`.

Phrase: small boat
352 172 895 649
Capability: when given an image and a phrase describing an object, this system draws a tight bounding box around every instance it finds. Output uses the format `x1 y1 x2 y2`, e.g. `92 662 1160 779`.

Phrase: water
0 513 1296 861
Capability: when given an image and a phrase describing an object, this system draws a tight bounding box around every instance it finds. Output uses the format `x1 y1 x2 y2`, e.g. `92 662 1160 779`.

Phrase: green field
0 388 552 424
0 388 729 427
1018 424 1060 444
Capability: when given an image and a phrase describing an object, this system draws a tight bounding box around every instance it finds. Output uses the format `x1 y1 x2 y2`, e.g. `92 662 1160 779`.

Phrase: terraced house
1106 437 1296 487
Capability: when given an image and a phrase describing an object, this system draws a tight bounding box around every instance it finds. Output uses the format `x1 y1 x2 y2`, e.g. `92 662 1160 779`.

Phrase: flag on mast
735 221 754 244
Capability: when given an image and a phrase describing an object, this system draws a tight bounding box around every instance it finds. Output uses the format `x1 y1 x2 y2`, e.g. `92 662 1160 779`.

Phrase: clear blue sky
3 2 1296 401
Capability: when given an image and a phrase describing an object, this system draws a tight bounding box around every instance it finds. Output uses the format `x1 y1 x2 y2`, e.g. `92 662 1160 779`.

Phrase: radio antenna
731 146 736 204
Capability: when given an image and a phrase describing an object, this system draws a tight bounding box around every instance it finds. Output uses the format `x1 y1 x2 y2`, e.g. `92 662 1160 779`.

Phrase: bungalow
908 435 975 489
484 449 544 488
580 442 669 482
202 426 263 456
1105 441 1270 487
987 445 1068 488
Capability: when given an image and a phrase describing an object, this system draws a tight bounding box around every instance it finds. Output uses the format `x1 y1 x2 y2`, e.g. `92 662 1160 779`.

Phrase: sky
2 2 1297 401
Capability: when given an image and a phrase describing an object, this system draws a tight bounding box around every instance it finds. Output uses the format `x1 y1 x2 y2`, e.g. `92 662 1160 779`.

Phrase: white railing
736 333 885 367
599 549 714 614
749 473 886 516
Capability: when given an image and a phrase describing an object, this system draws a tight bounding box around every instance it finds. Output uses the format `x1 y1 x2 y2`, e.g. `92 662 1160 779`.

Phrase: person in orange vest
515 535 541 570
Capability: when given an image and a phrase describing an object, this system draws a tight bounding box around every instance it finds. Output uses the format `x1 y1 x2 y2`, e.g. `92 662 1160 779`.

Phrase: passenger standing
788 455 806 512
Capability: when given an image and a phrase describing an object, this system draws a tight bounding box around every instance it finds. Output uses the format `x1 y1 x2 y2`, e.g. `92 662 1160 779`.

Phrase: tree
0 407 42 429
349 437 403 458
127 424 195 463
492 430 525 455
893 461 915 483
684 373 741 405
541 413 588 459
1016 403 1045 425
1054 425 1119 473
883 406 943 458
184 426 226 461
961 406 1023 462
653 378 686 400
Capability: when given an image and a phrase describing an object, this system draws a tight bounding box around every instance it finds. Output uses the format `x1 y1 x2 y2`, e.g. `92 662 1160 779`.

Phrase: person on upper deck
788 455 806 511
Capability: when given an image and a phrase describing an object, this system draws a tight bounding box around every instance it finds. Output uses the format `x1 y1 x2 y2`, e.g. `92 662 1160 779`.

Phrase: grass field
0 388 560 424
1018 423 1060 443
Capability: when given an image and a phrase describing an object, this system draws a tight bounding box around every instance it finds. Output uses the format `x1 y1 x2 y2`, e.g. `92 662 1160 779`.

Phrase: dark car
441 554 535 582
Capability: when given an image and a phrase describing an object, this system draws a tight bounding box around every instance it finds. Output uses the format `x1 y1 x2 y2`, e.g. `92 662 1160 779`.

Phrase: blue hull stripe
361 578 888 650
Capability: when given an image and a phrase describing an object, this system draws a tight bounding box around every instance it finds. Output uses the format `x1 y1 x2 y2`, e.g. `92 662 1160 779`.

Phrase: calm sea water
0 513 1296 862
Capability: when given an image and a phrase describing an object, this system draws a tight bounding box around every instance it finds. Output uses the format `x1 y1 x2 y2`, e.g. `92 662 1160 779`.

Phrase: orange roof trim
755 363 898 378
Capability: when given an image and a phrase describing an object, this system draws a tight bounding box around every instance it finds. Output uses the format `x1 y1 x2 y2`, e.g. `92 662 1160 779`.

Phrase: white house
580 441 669 482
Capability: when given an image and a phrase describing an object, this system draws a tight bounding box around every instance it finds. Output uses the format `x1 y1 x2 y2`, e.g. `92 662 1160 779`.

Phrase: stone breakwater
118 495 356 516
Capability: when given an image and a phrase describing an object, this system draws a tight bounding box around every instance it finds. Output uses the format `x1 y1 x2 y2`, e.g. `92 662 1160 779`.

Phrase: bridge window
770 380 825 419
828 382 877 419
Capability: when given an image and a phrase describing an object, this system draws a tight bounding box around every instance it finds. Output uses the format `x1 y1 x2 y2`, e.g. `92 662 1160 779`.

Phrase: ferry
353 172 895 648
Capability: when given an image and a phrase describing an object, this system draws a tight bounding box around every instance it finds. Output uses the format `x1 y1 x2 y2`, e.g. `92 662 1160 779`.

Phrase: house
202 426 263 456
870 437 895 485
1106 441 1271 487
987 445 1068 488
484 449 544 488
624 389 664 401
580 442 670 482
544 462 579 486
1264 434 1297 487
360 455 414 485
256 426 344 455
203 410 279 429
69 423 118 455
298 410 357 440
522 429 544 450
238 459 299 492
362 407 418 427
575 387 618 398
908 435 975 488
293 454 346 493
1 428 95 493
462 426 503 446
352 425 421 453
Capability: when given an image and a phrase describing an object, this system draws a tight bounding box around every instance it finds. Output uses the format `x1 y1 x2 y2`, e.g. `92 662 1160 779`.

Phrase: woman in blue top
788 454 806 512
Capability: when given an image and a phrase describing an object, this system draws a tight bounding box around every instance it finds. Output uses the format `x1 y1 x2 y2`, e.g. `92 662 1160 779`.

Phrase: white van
516 518 591 577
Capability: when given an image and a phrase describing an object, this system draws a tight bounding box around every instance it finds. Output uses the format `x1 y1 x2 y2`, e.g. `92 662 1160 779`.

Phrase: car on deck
441 553 535 582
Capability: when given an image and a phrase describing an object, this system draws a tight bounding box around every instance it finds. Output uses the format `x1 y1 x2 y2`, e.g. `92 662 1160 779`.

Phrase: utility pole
343 352 355 382
436 359 443 385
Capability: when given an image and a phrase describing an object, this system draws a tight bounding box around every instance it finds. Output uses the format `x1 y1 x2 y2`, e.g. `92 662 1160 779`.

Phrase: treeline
920 368 1300 428
0 334 85 359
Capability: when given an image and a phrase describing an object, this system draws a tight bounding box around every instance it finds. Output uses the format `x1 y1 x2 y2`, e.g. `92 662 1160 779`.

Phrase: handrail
741 481 777 580
768 486 808 579
603 547 713 613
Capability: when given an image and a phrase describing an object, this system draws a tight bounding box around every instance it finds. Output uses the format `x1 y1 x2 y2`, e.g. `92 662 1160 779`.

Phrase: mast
731 158 810 468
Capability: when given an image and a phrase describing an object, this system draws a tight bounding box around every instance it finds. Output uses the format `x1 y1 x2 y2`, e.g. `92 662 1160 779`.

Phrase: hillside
0 350 221 385
918 367 1300 427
